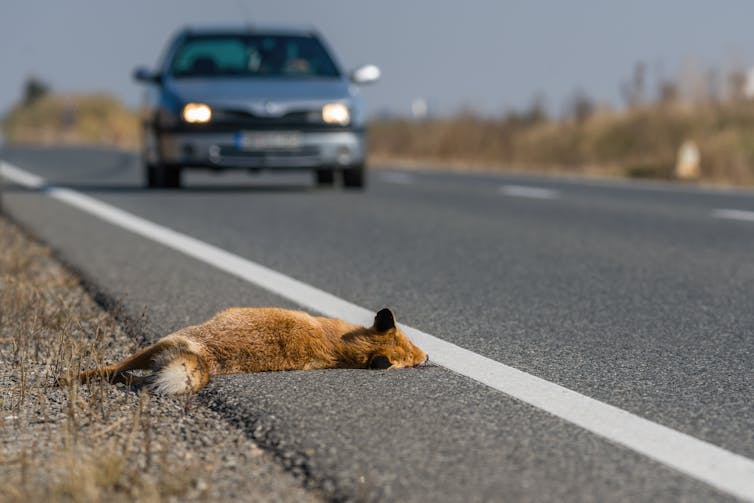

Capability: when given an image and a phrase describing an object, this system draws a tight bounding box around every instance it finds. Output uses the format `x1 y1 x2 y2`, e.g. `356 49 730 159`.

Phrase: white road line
379 172 414 185
499 184 559 199
713 208 754 223
2 160 754 501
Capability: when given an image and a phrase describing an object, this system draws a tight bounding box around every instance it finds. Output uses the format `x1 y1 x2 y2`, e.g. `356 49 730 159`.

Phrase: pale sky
3 0 754 117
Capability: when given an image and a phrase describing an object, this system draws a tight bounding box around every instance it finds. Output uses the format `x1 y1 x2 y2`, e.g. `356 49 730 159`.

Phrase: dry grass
0 216 201 502
0 217 319 503
2 93 139 150
369 101 754 186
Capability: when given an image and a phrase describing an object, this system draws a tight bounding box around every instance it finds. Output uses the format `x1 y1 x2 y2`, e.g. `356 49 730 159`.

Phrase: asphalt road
2 146 754 502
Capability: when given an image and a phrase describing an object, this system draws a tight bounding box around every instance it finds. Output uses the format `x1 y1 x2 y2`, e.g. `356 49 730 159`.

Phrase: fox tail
62 337 210 394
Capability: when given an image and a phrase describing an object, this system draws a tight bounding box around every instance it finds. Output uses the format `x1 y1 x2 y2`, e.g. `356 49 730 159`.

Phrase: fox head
364 308 428 369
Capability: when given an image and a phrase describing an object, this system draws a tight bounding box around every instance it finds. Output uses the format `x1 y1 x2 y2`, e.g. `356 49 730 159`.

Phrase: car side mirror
350 64 380 85
133 66 162 84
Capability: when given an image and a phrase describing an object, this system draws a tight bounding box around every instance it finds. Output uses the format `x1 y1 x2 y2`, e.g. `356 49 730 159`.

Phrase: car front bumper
150 129 366 170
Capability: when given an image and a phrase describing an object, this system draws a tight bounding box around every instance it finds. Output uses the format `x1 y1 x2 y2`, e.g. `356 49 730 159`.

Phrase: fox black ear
369 355 392 369
374 308 396 332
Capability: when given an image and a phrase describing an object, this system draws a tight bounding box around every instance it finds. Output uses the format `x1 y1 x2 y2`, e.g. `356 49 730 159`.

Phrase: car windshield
170 34 341 78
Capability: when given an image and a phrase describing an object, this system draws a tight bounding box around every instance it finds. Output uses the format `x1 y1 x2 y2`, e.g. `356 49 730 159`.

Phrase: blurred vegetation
21 76 51 107
370 101 754 185
370 103 754 185
3 77 139 150
370 65 754 185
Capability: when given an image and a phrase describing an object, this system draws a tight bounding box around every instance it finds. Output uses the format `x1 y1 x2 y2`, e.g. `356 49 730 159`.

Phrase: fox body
75 307 427 394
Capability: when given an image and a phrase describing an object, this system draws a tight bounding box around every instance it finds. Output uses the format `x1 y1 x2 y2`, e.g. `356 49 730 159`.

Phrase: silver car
133 25 379 189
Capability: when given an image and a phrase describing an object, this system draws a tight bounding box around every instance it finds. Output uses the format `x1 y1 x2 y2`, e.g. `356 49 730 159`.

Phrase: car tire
146 163 182 189
145 162 158 188
164 165 182 188
342 166 365 189
315 168 335 187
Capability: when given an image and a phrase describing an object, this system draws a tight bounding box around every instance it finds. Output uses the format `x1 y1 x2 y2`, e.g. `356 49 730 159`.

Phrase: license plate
237 131 301 150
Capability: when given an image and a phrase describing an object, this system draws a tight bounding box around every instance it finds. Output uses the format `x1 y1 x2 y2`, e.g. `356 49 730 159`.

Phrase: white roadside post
676 140 701 180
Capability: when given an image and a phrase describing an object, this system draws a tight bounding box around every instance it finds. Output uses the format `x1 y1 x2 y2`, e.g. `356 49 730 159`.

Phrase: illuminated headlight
182 103 212 123
322 103 350 125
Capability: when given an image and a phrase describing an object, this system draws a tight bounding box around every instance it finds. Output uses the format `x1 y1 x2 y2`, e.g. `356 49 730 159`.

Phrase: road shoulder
0 215 321 503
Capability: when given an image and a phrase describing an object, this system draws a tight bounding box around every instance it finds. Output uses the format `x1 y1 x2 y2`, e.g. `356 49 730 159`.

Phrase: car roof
180 23 319 38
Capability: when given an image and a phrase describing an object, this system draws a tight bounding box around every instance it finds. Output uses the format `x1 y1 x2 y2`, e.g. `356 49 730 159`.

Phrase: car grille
205 108 342 131
220 109 313 123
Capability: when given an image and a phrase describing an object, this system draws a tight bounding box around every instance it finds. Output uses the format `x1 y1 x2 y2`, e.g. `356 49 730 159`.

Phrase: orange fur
71 307 427 394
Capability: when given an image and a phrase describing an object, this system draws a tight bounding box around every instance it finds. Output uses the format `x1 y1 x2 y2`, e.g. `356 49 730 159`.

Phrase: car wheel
342 166 365 189
145 162 158 188
164 165 182 188
315 168 335 186
147 163 182 189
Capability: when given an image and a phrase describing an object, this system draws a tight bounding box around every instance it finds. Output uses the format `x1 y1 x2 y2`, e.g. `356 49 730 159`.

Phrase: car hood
165 77 353 107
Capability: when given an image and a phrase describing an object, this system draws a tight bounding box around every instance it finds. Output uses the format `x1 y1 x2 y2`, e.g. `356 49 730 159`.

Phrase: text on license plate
237 131 301 150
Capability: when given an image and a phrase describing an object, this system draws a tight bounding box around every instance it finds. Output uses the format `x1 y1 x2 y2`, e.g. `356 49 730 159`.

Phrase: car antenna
235 0 253 26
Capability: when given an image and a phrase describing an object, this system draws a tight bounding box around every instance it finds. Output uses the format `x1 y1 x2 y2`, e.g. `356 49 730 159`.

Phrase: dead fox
71 307 428 394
